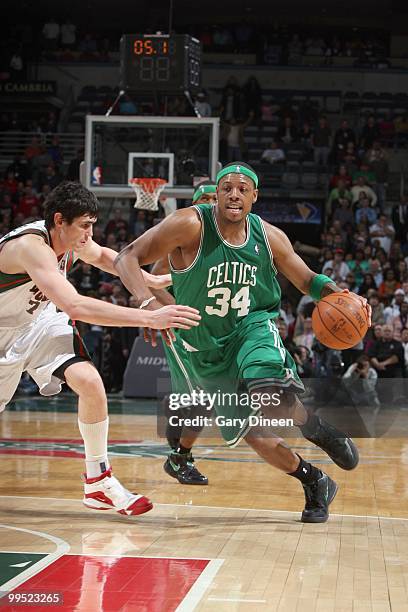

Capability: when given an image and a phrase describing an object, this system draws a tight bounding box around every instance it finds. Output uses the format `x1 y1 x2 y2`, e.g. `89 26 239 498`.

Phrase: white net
129 178 167 211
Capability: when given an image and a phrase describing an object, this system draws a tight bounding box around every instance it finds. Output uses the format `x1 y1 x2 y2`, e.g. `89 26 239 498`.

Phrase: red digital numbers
133 38 169 56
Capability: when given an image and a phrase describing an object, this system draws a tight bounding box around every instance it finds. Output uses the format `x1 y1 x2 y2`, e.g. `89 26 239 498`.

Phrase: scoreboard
120 34 201 92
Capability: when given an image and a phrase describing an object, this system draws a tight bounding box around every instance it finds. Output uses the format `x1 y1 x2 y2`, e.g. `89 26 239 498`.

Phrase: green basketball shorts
163 318 304 447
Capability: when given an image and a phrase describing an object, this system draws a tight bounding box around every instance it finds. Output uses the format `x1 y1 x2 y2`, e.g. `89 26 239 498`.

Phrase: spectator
277 318 297 356
119 95 137 115
400 327 408 373
347 249 370 286
2 171 18 197
368 258 384 287
392 195 408 244
342 354 380 410
329 164 352 189
322 248 350 282
280 298 296 330
213 27 234 50
298 121 313 150
369 214 395 254
47 135 63 165
43 111 58 134
6 155 27 183
355 194 377 225
78 33 98 58
368 324 404 380
39 165 61 191
333 119 356 162
60 19 76 50
332 198 354 228
293 315 315 351
133 210 148 238
220 83 242 122
242 76 262 122
378 113 395 144
223 118 247 162
312 116 331 168
359 115 380 151
358 272 378 295
351 176 377 207
394 114 408 147
389 300 408 340
24 136 43 162
352 163 376 185
17 186 39 218
261 99 274 123
0 194 13 215
42 17 60 51
261 140 286 165
105 208 128 235
378 269 401 298
326 179 352 221
368 292 385 326
25 205 42 223
293 345 315 378
277 116 298 144
194 91 212 118
364 141 389 209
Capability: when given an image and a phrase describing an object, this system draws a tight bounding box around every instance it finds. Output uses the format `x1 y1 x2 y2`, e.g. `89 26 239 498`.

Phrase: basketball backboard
84 115 220 199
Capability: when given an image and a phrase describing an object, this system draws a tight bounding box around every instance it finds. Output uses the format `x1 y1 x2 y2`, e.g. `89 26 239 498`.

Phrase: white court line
0 494 407 523
0 524 70 594
0 550 219 561
175 559 224 612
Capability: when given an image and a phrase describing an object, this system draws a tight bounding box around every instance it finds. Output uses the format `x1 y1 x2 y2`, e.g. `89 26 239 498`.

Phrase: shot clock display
120 34 201 92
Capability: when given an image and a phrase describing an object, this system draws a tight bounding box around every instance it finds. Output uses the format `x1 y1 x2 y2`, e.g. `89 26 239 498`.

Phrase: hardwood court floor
1 396 408 611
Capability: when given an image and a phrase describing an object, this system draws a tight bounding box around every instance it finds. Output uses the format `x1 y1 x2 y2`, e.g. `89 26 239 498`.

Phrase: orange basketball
312 292 368 350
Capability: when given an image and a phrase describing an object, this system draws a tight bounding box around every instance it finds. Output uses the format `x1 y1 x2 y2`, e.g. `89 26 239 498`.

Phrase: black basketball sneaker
301 471 338 523
301 415 359 471
164 451 208 485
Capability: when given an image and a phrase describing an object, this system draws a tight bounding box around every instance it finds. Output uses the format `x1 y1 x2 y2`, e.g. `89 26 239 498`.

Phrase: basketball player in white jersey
0 182 201 516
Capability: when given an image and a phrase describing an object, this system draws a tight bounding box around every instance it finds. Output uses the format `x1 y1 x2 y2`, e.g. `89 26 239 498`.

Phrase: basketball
312 292 369 350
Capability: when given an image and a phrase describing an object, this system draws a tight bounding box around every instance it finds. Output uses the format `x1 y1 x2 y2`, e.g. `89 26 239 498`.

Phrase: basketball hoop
129 178 167 211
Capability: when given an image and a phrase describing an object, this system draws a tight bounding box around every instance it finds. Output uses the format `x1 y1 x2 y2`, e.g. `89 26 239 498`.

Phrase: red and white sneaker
83 468 153 516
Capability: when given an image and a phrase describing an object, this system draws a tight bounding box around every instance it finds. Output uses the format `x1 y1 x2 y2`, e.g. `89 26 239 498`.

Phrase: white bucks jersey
0 221 75 328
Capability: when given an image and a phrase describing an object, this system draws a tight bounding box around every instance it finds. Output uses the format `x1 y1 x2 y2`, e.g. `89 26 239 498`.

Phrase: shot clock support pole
168 0 174 35
184 89 201 118
105 89 125 117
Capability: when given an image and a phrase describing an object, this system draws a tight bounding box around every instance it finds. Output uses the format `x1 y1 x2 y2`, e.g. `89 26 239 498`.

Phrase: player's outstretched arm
114 208 201 306
15 235 200 329
76 239 172 289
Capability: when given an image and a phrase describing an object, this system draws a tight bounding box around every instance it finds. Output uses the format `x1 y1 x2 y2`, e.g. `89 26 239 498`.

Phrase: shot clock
120 34 201 92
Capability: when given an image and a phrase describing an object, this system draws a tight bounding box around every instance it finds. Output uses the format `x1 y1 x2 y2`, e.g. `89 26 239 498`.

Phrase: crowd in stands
1 59 408 404
0 19 392 75
0 137 165 392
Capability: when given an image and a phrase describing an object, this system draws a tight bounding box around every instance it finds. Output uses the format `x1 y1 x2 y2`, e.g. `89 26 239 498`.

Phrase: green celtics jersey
171 204 281 351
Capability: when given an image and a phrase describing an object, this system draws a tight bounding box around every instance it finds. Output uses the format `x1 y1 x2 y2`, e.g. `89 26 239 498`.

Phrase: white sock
78 418 110 478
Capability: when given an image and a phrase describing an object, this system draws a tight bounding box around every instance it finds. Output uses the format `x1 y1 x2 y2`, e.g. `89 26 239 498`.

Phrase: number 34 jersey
171 204 282 352
0 221 74 329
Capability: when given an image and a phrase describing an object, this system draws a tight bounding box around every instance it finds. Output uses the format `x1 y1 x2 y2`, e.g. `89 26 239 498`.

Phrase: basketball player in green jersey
151 180 217 485
115 163 371 523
